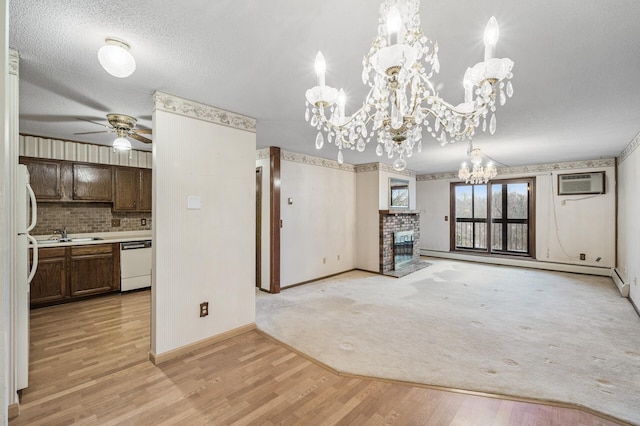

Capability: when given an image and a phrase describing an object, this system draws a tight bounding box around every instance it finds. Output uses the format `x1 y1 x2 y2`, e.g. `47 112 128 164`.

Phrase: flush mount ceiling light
305 1 514 171
458 147 497 184
98 38 136 78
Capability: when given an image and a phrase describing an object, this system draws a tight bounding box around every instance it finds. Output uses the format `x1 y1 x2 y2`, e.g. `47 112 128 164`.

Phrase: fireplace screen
394 230 414 270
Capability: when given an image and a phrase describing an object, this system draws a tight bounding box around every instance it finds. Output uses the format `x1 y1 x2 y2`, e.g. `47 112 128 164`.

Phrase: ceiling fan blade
73 130 111 135
134 128 152 134
76 117 111 128
129 133 152 144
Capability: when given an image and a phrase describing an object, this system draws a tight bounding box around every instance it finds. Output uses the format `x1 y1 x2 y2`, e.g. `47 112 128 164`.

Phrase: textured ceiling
9 0 640 174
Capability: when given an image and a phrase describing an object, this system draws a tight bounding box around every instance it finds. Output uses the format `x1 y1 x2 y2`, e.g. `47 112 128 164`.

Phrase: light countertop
34 231 152 247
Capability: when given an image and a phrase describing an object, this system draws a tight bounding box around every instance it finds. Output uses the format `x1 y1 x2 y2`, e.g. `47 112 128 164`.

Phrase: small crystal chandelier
304 0 514 171
458 147 497 184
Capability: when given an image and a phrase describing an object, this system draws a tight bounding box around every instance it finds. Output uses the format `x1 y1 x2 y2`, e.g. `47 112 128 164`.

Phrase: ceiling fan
75 113 152 144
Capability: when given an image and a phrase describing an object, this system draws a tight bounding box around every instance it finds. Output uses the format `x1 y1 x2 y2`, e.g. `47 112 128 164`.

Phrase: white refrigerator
16 164 38 390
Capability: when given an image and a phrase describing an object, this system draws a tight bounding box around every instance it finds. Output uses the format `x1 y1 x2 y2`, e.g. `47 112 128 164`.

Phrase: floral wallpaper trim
618 131 640 165
417 158 616 181
256 148 270 160
153 91 256 133
280 150 356 172
354 162 416 177
9 49 18 75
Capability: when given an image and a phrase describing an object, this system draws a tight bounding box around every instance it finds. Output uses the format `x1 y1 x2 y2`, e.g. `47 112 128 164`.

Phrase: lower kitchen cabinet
31 243 120 308
70 244 120 297
30 247 67 305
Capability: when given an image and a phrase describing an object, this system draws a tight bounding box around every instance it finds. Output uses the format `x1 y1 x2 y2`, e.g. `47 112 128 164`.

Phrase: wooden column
269 147 281 293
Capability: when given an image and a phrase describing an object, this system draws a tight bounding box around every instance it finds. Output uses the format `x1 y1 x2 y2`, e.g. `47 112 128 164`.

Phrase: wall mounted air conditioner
558 171 605 195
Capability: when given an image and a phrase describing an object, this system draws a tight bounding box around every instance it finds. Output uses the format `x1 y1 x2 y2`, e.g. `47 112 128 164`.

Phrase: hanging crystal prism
376 144 383 156
506 81 514 97
489 113 497 135
393 156 407 171
315 132 324 149
310 115 318 127
305 108 310 122
337 150 344 164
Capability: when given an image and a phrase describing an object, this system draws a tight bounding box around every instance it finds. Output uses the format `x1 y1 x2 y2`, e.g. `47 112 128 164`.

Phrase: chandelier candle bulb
315 51 326 86
386 6 402 45
337 89 346 120
463 68 474 103
483 17 500 62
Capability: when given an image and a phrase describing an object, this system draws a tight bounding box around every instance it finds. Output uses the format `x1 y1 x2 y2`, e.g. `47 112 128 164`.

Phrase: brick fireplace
379 210 421 274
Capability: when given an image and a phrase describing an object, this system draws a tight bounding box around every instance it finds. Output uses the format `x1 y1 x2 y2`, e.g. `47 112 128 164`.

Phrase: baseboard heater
612 269 630 298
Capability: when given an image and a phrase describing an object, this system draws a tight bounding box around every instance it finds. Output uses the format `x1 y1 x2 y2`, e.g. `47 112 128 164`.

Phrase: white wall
617 138 640 304
417 160 616 269
355 171 379 272
151 93 256 356
280 158 356 287
416 179 450 252
256 154 270 291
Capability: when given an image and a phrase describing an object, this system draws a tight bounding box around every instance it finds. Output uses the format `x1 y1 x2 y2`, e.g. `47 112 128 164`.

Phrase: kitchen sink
37 239 61 244
70 237 104 242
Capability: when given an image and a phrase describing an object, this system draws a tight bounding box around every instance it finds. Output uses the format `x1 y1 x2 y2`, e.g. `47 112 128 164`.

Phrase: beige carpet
256 259 640 425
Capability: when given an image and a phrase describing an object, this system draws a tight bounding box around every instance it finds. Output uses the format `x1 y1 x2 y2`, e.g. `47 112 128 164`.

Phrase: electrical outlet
141 218 147 226
111 218 121 227
323 257 326 264
200 302 209 317
579 253 586 261
337 254 340 261
444 216 448 221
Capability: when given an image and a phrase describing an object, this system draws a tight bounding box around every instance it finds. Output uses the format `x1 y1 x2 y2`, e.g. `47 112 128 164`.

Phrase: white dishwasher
120 240 152 291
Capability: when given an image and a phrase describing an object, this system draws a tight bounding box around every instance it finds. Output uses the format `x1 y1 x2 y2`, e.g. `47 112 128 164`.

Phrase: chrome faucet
53 227 68 241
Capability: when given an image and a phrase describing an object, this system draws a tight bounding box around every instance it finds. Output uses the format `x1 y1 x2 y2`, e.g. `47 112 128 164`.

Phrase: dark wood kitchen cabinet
69 244 120 297
20 158 63 200
30 243 120 308
20 157 113 202
72 163 113 201
114 166 152 212
139 168 152 211
30 247 67 305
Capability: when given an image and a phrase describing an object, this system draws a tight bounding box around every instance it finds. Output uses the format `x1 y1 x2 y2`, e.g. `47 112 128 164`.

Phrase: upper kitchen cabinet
139 168 152 211
21 158 62 200
73 163 113 201
114 166 152 211
20 157 113 202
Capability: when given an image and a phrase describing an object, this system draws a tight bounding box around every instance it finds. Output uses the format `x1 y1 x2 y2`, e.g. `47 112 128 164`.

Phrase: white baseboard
612 269 630 297
421 250 613 277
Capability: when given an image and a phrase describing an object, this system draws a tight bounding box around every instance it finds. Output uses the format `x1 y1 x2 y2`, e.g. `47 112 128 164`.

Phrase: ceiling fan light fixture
113 136 132 151
98 38 136 78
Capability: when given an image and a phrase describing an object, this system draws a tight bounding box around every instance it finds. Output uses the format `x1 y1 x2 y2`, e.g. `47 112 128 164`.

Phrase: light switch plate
187 196 201 210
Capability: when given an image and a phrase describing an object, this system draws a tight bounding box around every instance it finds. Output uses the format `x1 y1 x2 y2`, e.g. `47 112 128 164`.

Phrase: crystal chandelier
458 147 497 184
304 0 514 171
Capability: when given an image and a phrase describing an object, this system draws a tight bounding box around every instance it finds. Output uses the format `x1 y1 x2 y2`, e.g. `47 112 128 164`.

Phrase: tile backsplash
32 203 152 236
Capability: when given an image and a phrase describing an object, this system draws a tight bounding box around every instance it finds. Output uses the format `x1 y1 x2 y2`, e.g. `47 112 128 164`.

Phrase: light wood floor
10 291 626 425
